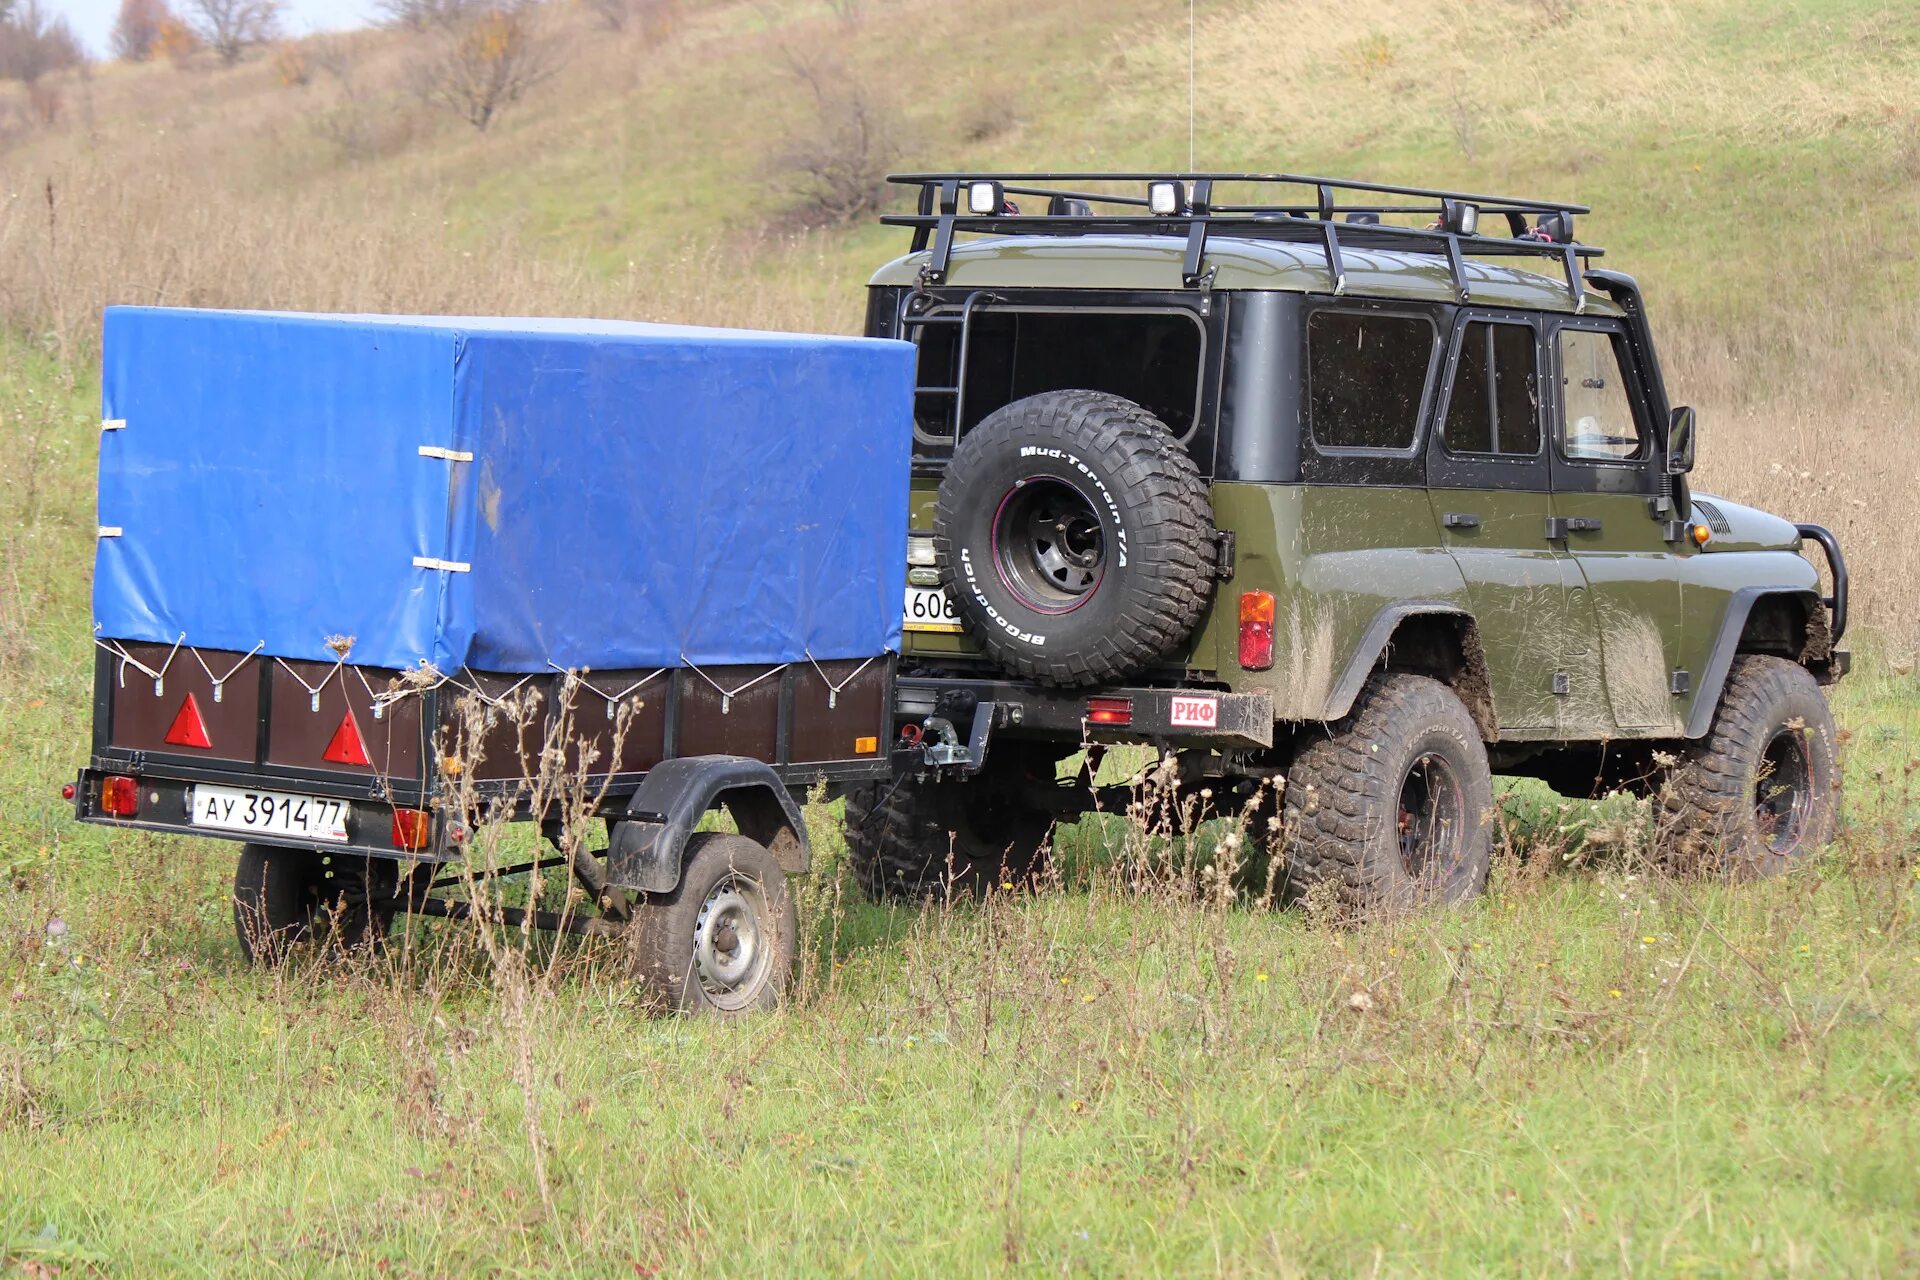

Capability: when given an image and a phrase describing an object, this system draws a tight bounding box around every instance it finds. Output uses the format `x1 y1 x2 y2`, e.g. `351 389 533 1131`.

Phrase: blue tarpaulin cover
95 307 915 673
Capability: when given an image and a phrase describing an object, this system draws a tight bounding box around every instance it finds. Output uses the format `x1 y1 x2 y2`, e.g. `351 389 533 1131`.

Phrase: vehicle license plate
903 584 963 633
191 784 350 843
1169 695 1219 729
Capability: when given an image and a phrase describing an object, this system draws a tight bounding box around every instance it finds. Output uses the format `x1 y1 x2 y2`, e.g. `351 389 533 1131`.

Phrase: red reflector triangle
322 710 371 767
164 692 213 750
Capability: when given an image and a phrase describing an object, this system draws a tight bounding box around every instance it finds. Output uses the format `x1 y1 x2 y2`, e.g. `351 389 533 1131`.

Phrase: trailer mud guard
605 756 809 894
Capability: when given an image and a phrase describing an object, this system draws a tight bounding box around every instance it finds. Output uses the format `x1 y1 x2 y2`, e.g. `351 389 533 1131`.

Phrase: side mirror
1666 405 1697 475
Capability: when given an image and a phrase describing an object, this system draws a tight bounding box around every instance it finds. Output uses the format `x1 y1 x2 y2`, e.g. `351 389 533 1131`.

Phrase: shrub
184 0 282 67
408 0 563 131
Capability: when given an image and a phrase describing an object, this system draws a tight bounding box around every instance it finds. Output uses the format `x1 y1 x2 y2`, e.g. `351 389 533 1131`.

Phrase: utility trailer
71 307 914 1012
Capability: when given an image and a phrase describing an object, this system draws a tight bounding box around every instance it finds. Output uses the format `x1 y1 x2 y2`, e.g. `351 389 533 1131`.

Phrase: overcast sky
51 0 371 56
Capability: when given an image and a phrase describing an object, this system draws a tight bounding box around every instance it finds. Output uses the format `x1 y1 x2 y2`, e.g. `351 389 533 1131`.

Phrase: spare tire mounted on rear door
934 390 1215 687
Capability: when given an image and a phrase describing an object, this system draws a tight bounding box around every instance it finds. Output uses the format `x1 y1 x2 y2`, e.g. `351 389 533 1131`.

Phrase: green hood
1691 492 1801 553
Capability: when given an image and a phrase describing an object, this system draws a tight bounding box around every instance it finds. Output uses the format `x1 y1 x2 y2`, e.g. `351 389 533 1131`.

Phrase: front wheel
1655 655 1840 878
1281 674 1495 916
626 833 798 1014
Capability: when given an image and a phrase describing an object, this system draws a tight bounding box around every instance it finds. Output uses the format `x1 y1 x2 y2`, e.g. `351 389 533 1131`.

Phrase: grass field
1 0 1918 1273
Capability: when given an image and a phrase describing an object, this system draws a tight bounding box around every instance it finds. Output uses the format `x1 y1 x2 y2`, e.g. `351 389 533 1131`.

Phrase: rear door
1428 311 1596 731
1547 320 1686 733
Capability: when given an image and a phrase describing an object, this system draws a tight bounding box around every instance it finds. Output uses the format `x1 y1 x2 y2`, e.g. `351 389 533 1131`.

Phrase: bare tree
111 0 169 60
409 0 562 131
768 50 901 226
0 0 85 85
373 0 468 32
185 0 281 66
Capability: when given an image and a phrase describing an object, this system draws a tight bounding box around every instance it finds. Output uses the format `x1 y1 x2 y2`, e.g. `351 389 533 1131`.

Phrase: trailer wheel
627 833 797 1015
231 844 395 964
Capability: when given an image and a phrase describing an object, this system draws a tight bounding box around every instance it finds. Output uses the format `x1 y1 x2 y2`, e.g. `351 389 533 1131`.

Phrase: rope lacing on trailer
94 632 187 696
680 657 787 715
802 651 879 709
544 662 668 718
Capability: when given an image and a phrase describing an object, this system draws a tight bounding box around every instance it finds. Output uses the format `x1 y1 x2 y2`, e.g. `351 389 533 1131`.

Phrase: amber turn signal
1691 523 1711 546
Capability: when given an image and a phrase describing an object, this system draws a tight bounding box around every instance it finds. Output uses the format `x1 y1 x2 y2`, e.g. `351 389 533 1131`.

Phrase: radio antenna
1188 0 1196 169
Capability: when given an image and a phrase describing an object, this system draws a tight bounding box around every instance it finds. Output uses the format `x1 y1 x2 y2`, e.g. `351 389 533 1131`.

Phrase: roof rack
882 172 1601 308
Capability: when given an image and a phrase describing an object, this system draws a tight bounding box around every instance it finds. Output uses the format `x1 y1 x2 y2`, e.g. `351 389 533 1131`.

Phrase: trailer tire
231 844 395 964
627 833 797 1015
935 390 1214 686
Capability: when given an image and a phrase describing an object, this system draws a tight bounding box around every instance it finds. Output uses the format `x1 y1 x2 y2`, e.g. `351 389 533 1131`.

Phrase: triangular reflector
322 710 371 767
164 692 212 750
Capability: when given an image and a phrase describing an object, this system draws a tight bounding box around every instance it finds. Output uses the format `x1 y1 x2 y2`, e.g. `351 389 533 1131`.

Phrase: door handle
1442 512 1481 529
1545 516 1603 540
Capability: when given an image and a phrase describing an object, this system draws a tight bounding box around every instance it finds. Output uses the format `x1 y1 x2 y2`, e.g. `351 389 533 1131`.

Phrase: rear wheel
231 844 396 964
1656 655 1839 878
844 745 1060 901
626 833 797 1014
1282 674 1494 915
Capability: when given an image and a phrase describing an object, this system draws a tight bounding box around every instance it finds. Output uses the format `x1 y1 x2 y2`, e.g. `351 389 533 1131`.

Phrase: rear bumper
896 676 1273 751
70 764 447 863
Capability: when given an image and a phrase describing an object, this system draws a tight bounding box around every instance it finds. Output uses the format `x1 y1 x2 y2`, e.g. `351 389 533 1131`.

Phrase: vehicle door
1427 311 1597 732
1546 319 1686 733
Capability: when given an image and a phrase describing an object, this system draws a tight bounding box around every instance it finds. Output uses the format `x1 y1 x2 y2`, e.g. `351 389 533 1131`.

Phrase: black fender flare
1323 601 1484 724
605 756 809 894
1686 586 1823 739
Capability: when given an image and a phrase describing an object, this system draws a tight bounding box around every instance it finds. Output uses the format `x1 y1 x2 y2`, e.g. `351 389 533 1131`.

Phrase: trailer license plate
191 784 350 843
1170 695 1219 728
904 584 963 633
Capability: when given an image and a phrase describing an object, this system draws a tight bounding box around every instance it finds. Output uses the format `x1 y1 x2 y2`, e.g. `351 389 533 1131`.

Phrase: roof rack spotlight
966 180 1006 215
1344 211 1381 225
1148 180 1186 216
1047 195 1094 217
1441 199 1480 236
1536 210 1574 244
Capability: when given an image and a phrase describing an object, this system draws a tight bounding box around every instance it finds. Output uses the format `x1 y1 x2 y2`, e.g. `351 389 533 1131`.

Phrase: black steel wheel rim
1755 728 1812 854
1397 752 1465 880
989 476 1105 614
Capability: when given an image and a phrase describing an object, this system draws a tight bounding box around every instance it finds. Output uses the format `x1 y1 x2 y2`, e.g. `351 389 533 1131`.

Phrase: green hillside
0 1 1915 1273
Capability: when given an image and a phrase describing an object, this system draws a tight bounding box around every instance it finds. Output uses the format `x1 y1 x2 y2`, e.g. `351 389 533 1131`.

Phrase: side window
1558 328 1643 462
1306 310 1435 452
1442 321 1540 456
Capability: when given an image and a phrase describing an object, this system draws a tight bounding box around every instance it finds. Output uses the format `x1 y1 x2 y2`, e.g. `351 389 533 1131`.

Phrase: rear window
1306 311 1436 452
913 309 1204 443
1443 321 1540 456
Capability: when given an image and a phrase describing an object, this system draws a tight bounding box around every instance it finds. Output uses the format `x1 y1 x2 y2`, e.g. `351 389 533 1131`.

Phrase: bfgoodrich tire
1282 674 1495 916
1656 655 1840 879
626 833 797 1015
934 390 1214 687
231 844 395 964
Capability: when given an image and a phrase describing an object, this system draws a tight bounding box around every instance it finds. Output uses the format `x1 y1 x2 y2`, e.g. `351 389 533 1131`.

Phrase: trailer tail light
1238 590 1276 671
1086 696 1133 727
391 807 432 851
60 783 76 802
100 775 140 818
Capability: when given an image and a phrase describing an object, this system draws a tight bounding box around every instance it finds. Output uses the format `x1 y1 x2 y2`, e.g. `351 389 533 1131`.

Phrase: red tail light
1238 590 1276 671
100 775 140 818
60 783 76 801
391 807 432 851
1086 696 1133 726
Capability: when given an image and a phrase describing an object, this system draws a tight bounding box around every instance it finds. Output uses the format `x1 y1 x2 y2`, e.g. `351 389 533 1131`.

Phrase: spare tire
934 390 1214 687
